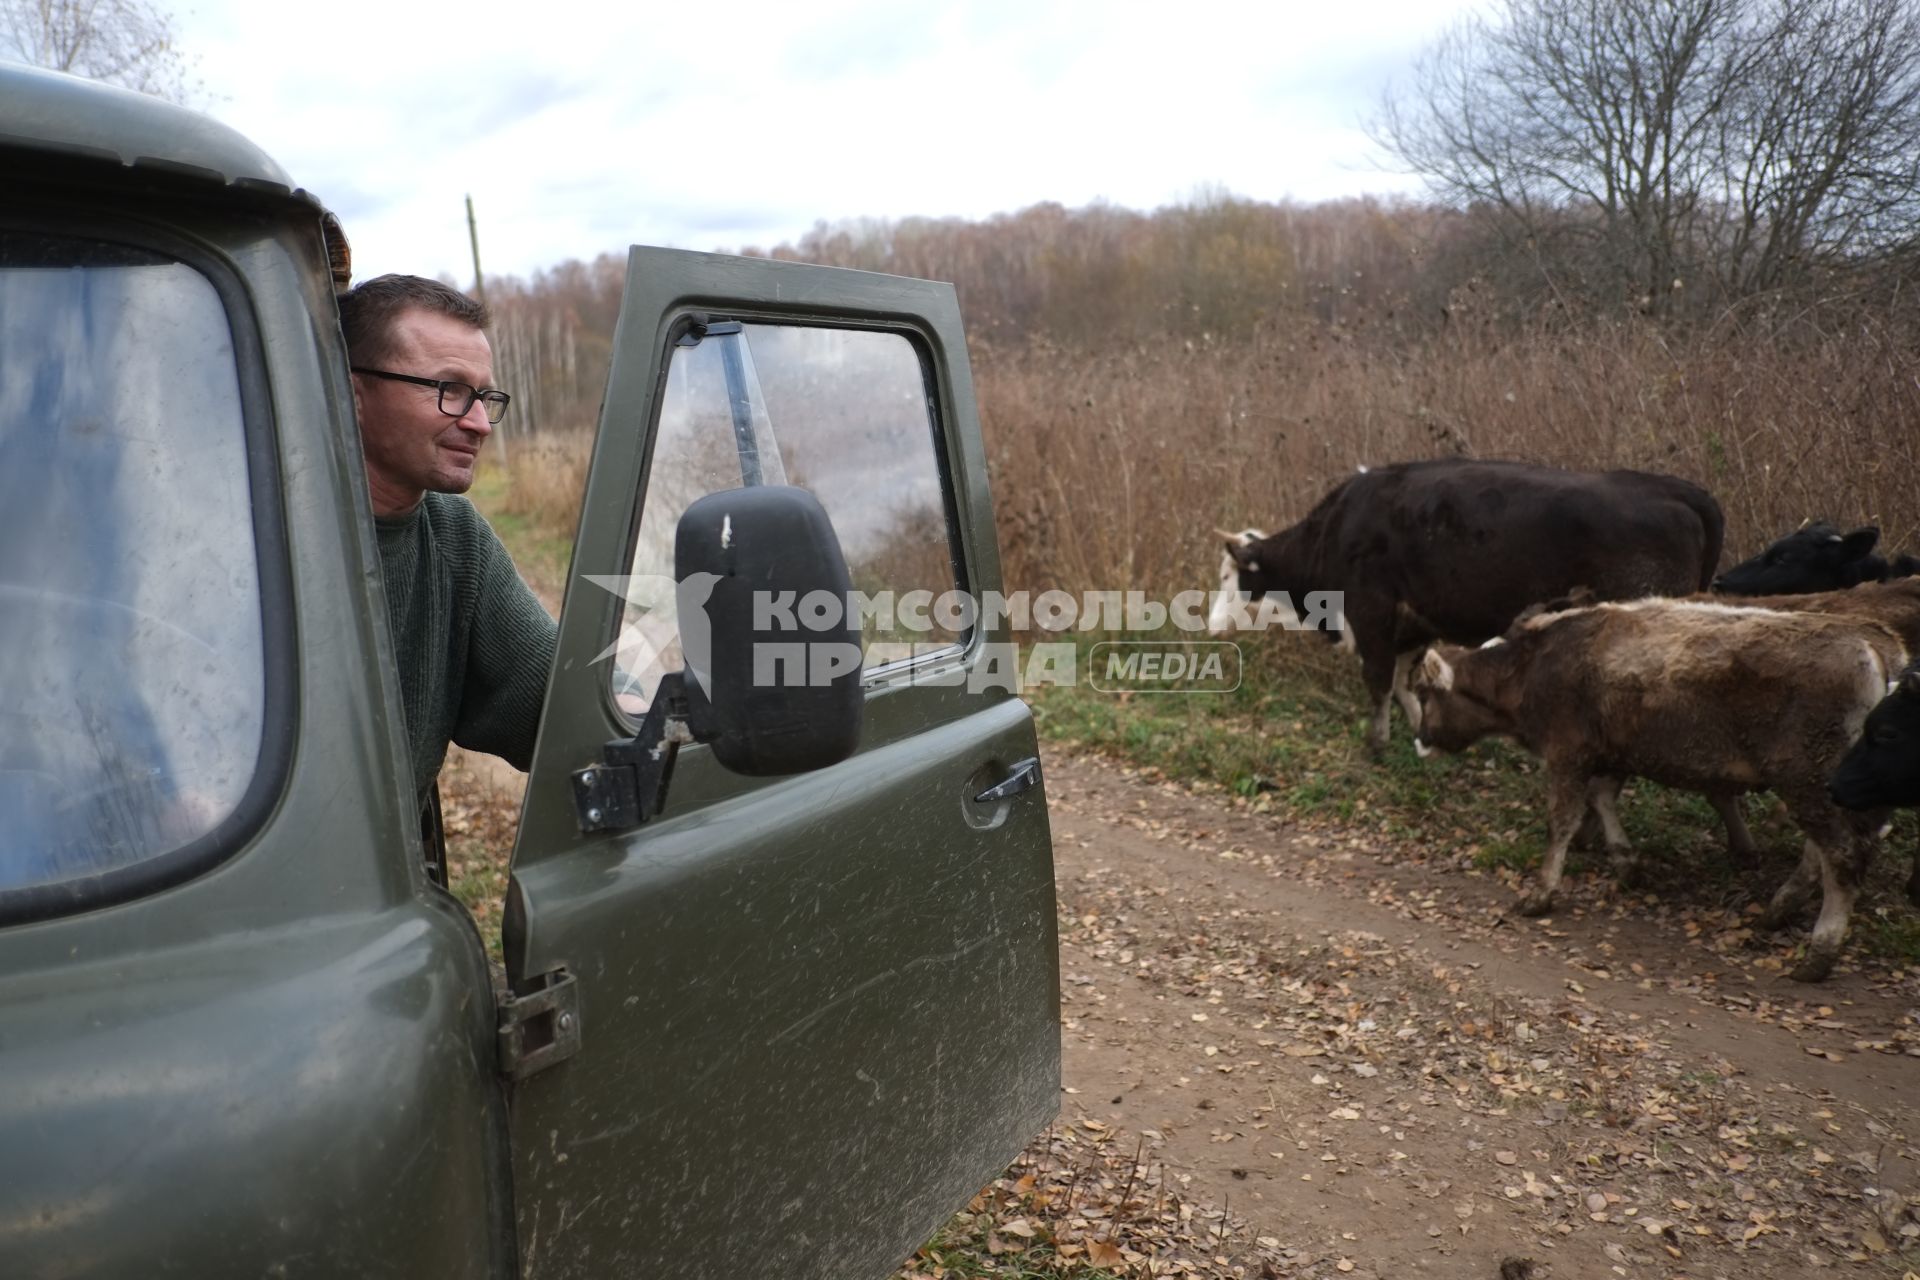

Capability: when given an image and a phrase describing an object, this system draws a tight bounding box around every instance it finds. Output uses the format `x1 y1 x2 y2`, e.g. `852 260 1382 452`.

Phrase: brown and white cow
1689 578 1920 903
1209 460 1724 754
1410 600 1904 982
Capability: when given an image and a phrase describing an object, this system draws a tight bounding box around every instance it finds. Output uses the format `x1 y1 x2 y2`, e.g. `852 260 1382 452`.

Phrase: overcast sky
170 0 1475 284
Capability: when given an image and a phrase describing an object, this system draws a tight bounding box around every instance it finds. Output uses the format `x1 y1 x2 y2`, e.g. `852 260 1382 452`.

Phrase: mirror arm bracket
570 672 716 834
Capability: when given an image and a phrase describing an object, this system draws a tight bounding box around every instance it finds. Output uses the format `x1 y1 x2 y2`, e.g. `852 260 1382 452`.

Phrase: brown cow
1699 578 1920 904
1411 600 1904 981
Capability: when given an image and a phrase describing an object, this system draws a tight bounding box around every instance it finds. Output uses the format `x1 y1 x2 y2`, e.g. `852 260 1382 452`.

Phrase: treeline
751 195 1452 347
484 191 1467 429
484 187 1920 598
490 181 1920 406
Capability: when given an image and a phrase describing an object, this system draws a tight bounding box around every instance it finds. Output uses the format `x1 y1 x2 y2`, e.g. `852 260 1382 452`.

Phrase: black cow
1831 663 1920 812
1209 459 1725 753
1715 522 1920 595
1831 663 1920 907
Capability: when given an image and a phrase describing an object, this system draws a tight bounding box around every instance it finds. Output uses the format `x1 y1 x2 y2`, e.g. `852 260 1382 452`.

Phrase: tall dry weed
979 312 1920 600
479 306 1920 612
494 431 593 545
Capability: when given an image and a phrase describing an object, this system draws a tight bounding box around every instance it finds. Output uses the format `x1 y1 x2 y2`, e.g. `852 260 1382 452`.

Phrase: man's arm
452 516 556 772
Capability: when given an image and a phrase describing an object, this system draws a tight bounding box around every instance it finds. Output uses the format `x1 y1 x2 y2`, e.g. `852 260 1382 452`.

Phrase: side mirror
675 486 863 775
572 486 864 833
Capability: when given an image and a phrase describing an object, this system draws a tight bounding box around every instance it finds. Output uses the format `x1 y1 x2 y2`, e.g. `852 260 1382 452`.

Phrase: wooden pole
465 194 507 468
466 193 487 306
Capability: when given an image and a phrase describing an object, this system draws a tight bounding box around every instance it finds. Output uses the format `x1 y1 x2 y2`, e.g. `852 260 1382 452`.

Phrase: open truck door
502 248 1060 1279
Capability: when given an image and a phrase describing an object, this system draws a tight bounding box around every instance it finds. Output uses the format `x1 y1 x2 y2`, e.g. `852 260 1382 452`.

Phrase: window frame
608 311 975 721
0 213 296 926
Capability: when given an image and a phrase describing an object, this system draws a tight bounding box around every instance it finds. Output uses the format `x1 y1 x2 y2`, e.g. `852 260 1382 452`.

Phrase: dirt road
1046 750 1920 1280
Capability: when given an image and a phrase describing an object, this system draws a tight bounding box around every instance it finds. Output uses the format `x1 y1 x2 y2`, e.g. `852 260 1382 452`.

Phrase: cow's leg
1779 798 1880 983
1584 776 1638 884
1907 834 1920 908
1359 646 1397 758
1756 839 1821 932
1366 692 1394 757
1520 768 1589 916
1571 805 1605 853
1708 792 1758 868
1346 599 1398 758
1571 775 1626 856
1391 649 1424 735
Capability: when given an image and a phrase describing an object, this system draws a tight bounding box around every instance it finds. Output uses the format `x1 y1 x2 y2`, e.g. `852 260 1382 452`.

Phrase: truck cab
0 62 1059 1279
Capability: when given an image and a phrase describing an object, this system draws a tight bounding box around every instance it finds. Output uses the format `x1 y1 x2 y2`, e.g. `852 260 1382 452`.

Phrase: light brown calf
1412 600 1904 981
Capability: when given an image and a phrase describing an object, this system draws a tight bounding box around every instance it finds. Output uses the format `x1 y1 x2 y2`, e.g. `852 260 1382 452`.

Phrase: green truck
0 61 1060 1279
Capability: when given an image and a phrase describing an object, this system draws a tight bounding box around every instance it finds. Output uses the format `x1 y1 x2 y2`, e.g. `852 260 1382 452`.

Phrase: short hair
338 274 491 366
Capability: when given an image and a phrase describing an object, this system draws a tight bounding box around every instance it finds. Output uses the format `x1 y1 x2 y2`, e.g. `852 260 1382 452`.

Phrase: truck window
0 232 264 897
610 322 963 707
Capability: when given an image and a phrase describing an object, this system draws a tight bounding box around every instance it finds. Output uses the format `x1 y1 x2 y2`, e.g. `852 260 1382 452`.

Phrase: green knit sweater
375 492 556 802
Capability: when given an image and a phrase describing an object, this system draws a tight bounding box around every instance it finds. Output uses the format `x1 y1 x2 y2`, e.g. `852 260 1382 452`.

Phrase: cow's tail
1683 484 1727 590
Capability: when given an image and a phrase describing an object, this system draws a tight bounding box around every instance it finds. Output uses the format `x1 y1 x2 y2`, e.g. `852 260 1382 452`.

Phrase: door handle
973 757 1042 804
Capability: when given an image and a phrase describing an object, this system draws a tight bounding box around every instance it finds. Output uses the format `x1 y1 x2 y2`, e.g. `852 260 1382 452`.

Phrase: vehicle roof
0 60 315 204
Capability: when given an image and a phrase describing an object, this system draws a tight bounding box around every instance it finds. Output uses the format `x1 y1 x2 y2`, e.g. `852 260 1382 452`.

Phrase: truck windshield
0 232 264 895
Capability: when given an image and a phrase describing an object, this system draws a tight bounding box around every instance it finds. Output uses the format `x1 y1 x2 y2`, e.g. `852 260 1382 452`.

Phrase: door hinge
497 967 581 1082
572 671 717 835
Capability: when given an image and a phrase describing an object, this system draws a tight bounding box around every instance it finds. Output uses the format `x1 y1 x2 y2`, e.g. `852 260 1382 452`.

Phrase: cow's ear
1420 648 1454 692
1842 527 1881 559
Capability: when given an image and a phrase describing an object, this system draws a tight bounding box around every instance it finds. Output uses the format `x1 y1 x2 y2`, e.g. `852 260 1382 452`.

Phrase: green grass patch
468 457 579 597
478 504 574 597
1032 633 1576 868
1853 904 1920 966
1032 631 1920 952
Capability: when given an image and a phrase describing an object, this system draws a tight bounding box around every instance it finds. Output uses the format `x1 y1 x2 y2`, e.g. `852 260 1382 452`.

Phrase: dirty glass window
611 323 961 707
0 233 263 895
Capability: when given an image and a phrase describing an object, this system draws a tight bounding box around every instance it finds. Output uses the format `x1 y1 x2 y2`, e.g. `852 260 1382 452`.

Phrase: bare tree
1714 0 1920 296
1 0 199 104
1375 0 1920 316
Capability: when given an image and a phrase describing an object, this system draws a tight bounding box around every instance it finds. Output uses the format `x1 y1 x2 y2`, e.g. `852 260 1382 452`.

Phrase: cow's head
1714 522 1884 595
1208 527 1283 636
1830 664 1920 810
1205 526 1343 642
1410 645 1509 757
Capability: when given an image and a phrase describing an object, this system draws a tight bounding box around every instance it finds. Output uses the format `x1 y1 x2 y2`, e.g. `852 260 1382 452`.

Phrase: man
338 275 556 813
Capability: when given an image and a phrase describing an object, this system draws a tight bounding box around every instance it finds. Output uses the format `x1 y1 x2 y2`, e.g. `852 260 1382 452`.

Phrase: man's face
353 307 495 514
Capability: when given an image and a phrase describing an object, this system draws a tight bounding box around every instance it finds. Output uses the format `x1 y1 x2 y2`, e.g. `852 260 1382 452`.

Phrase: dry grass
978 313 1920 599
490 430 591 539
479 296 1920 608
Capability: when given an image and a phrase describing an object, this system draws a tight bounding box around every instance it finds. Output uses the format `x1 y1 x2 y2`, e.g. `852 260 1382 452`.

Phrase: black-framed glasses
352 367 511 424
